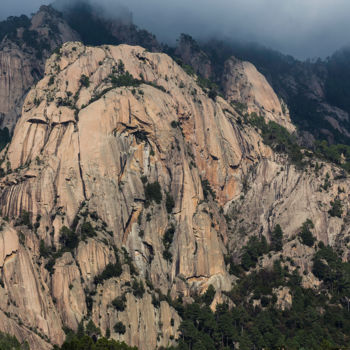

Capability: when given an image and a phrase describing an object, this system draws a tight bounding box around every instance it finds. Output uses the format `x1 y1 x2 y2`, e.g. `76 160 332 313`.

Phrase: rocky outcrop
0 41 349 349
0 6 79 131
175 34 212 79
222 57 295 132
0 41 270 349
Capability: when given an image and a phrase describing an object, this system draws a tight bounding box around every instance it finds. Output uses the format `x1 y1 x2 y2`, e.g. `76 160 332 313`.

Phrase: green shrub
0 332 28 350
112 296 126 311
60 226 79 250
113 322 126 335
145 181 162 204
163 224 175 250
241 235 269 271
39 239 51 258
93 261 122 285
248 116 304 167
299 219 316 247
81 222 96 239
111 71 140 87
171 120 180 128
166 192 175 213
85 320 101 338
162 224 175 262
162 250 173 262
328 198 343 218
202 285 216 306
270 224 283 251
80 75 90 88
17 210 32 228
201 179 216 200
132 280 145 298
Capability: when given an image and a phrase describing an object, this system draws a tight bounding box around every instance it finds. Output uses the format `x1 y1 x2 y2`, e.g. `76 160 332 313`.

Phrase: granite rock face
0 42 349 349
0 6 79 131
222 57 295 133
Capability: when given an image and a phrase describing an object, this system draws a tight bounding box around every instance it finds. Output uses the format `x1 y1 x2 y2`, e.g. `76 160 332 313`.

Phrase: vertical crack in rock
77 125 87 201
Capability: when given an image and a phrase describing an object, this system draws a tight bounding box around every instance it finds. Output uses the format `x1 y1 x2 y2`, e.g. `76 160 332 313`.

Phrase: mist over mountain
2 0 350 59
2 1 350 350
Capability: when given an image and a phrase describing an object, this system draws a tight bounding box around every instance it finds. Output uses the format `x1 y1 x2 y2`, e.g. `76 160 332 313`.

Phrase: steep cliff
0 42 349 349
0 41 266 349
0 6 79 132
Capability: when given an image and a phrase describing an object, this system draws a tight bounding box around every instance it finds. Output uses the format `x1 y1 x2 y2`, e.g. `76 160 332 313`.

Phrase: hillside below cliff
0 42 349 350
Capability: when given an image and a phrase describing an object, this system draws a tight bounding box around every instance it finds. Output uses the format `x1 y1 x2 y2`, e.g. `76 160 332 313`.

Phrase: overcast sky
1 0 350 59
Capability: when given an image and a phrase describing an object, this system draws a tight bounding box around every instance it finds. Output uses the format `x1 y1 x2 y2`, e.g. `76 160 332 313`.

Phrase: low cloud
2 0 350 59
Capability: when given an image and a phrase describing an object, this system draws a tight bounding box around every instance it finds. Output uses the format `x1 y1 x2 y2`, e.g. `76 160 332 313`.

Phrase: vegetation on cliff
167 240 350 350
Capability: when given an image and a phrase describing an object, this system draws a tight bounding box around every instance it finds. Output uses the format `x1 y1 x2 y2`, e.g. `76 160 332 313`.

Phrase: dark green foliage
196 75 219 98
39 239 51 258
270 224 283 251
163 224 175 249
140 175 147 184
0 128 10 152
0 15 31 42
313 244 350 296
131 280 145 298
59 321 137 350
201 179 216 200
166 192 175 213
93 260 122 285
231 101 248 115
208 89 217 100
85 320 101 338
328 198 343 218
80 75 90 88
144 181 162 204
146 81 167 93
105 328 111 339
162 250 173 262
122 247 138 276
81 222 97 239
48 76 55 86
112 295 126 311
0 331 29 350
315 140 350 172
299 219 316 247
133 130 148 143
173 249 350 350
322 172 331 191
241 235 268 270
249 115 303 167
202 285 216 306
17 210 32 228
163 224 175 262
110 71 140 88
113 322 126 335
60 226 79 250
171 120 180 128
43 220 98 274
